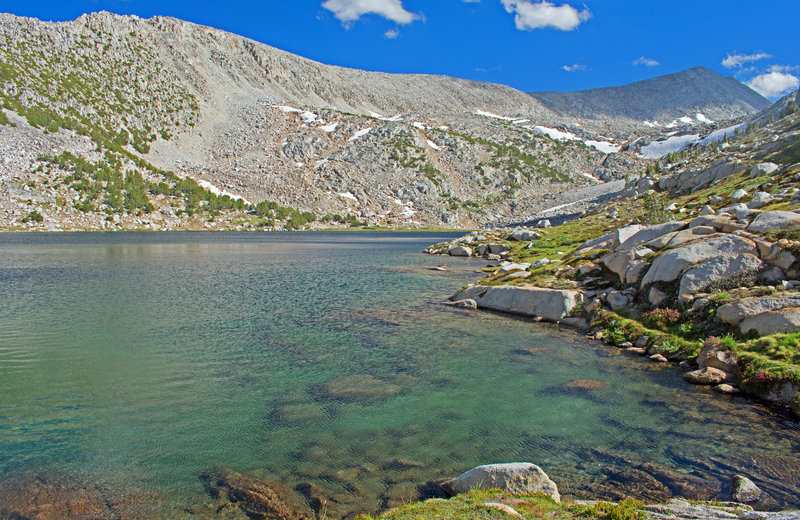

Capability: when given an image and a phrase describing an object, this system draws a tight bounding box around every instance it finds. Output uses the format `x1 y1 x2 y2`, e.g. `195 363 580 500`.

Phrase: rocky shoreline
3 461 798 520
426 156 800 418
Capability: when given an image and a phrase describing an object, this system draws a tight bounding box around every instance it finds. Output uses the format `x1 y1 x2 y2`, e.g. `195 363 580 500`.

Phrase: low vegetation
356 489 645 520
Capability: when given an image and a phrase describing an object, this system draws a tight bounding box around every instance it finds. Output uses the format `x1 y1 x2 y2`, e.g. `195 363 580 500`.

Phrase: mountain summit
530 66 769 123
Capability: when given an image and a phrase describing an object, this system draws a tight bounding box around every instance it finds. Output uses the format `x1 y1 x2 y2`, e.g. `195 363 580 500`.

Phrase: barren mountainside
0 12 775 230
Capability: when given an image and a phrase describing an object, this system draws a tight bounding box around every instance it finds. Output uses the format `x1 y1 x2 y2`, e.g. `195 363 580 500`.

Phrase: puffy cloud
722 52 771 68
746 71 800 98
562 63 586 72
384 28 400 39
322 0 419 25
633 56 659 67
501 0 591 31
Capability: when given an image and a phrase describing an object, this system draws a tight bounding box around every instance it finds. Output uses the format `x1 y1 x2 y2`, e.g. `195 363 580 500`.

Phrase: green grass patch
356 489 644 520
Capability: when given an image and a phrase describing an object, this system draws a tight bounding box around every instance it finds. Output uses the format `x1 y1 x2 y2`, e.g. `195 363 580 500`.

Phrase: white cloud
384 28 400 38
322 0 419 25
562 63 586 72
768 64 797 74
633 56 659 67
501 0 591 31
722 52 771 69
746 71 800 98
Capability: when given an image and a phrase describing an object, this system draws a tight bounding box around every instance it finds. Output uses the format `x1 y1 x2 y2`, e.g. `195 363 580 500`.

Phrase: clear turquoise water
0 232 798 516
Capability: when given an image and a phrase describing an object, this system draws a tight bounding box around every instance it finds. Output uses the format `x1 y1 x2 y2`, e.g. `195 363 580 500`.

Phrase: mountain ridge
529 66 769 123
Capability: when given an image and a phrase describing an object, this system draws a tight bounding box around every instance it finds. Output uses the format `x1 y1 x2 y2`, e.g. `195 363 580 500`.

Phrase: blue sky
1 0 798 99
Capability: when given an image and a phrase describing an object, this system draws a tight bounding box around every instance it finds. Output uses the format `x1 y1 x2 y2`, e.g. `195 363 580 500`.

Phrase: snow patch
638 134 699 159
338 192 358 202
195 179 250 204
274 105 302 114
679 116 694 124
319 122 338 133
475 110 515 121
696 113 713 123
697 123 745 145
427 139 441 151
412 121 427 130
349 128 372 141
531 126 579 141
584 140 620 154
399 206 416 219
300 111 318 123
315 159 329 169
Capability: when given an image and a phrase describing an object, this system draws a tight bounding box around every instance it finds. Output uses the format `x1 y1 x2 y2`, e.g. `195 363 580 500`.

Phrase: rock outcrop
452 285 581 322
440 463 561 502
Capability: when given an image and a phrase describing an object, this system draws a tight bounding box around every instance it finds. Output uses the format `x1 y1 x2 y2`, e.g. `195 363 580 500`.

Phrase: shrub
21 210 44 223
641 308 681 329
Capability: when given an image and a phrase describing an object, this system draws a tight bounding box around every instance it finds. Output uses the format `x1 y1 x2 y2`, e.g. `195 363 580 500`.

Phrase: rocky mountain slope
0 12 773 230
530 66 769 124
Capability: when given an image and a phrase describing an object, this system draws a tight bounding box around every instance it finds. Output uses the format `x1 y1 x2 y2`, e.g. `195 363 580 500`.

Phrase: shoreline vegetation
425 170 800 418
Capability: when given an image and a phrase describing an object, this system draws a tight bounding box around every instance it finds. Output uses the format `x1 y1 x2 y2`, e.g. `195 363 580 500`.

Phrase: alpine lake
1 232 798 518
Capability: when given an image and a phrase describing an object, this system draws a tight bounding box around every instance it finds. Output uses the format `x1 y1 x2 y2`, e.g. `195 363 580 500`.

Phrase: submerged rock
200 466 314 520
315 375 402 402
0 472 161 520
440 463 560 501
451 298 478 309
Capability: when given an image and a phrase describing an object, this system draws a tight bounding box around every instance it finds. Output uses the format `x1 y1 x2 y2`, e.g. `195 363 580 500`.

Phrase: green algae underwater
0 231 798 517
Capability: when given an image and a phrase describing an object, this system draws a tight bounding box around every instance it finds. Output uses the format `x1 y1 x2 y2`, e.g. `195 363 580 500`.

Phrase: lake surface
0 232 798 517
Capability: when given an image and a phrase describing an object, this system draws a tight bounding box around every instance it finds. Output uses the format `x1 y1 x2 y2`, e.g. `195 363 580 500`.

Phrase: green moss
742 332 800 366
596 311 702 358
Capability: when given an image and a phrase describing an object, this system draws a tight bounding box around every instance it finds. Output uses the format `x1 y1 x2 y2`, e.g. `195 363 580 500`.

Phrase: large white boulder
678 254 763 298
496 263 531 275
452 285 581 322
449 246 472 257
750 162 779 179
510 228 538 241
641 235 757 287
717 295 800 325
747 211 800 233
615 222 686 251
611 225 645 249
440 463 560 501
740 308 800 336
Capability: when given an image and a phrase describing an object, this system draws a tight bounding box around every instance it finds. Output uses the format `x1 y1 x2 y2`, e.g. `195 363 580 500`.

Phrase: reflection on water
0 232 798 518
